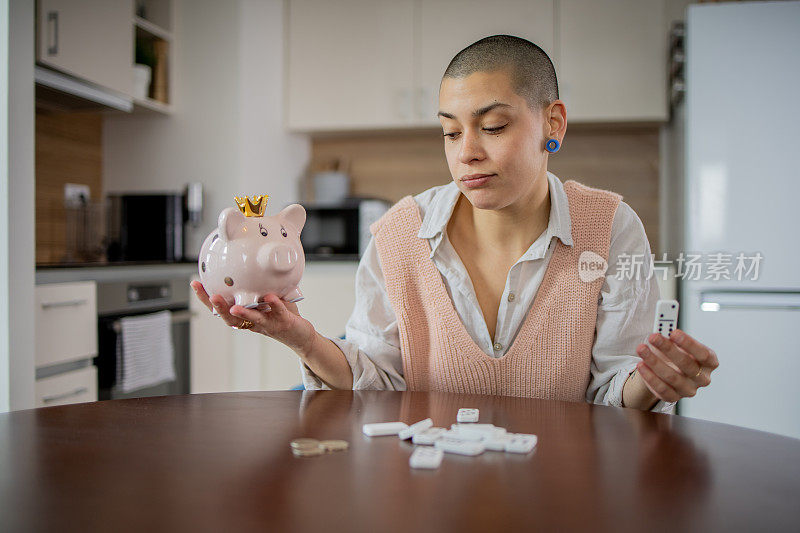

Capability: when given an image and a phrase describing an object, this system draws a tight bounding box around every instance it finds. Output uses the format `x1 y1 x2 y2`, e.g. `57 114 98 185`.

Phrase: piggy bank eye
259 224 268 237
280 226 288 238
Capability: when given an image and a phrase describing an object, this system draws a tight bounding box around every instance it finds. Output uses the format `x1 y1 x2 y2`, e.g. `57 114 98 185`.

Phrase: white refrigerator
677 1 800 439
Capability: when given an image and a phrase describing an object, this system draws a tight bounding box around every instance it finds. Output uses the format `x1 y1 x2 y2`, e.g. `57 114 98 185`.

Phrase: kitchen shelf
134 13 171 110
134 16 172 42
133 96 173 115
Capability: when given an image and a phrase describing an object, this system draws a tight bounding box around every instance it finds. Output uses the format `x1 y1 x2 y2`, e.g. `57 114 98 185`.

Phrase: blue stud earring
545 138 560 153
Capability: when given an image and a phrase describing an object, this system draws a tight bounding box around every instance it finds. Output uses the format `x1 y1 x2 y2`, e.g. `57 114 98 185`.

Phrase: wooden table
2 391 799 532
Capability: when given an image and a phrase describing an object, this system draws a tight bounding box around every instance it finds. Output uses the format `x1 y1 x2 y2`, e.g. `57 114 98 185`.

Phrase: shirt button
493 342 503 351
507 292 516 302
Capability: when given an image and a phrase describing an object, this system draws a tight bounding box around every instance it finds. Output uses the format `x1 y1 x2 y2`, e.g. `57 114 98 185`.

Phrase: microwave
106 193 186 262
301 198 390 257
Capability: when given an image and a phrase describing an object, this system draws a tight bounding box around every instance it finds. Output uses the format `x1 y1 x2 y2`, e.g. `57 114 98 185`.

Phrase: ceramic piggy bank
198 195 306 308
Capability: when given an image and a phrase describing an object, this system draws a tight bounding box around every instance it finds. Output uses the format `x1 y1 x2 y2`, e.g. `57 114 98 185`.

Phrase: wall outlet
64 184 90 208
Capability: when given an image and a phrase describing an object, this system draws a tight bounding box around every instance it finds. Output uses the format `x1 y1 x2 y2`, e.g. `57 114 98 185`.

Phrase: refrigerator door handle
700 291 800 311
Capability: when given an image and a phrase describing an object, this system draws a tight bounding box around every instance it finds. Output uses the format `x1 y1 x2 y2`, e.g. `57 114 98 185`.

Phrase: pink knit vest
370 180 622 401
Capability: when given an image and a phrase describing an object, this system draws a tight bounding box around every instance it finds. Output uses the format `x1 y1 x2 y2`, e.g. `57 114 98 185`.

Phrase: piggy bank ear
279 204 306 234
218 207 247 241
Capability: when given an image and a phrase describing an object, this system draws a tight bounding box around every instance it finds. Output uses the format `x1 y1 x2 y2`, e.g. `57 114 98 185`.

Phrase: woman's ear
547 100 567 140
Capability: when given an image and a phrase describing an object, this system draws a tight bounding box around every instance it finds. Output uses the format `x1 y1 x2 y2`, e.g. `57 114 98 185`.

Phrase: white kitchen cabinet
286 0 669 131
35 366 97 407
557 0 667 122
35 281 98 368
34 282 98 408
286 0 416 131
190 263 358 392
36 0 134 97
189 275 235 394
261 262 358 390
415 0 555 127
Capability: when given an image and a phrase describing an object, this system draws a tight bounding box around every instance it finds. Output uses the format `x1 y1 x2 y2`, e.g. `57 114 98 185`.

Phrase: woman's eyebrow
437 102 513 120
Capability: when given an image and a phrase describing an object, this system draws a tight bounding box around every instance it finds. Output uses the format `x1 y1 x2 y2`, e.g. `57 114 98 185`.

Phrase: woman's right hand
190 281 317 356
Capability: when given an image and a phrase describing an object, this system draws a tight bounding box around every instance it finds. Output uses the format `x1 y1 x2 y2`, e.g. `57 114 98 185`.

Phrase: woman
192 35 718 411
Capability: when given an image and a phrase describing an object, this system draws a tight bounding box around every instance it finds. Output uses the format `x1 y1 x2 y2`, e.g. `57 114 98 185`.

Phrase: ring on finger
232 319 254 330
693 367 703 379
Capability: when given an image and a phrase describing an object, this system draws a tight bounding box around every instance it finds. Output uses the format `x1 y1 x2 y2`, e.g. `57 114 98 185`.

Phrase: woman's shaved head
443 35 559 111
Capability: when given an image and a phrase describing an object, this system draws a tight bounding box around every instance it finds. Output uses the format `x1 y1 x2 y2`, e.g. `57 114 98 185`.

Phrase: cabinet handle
41 298 88 309
42 387 89 404
700 291 800 311
47 11 59 56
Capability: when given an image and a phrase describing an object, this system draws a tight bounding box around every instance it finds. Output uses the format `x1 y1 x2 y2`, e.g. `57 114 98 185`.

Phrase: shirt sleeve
301 236 407 391
585 201 676 414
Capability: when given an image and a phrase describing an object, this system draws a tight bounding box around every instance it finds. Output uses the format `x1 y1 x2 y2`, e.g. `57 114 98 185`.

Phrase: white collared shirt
302 172 674 413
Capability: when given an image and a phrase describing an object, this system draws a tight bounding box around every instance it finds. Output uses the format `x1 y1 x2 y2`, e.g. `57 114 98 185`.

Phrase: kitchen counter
36 262 198 285
35 256 361 286
36 259 199 269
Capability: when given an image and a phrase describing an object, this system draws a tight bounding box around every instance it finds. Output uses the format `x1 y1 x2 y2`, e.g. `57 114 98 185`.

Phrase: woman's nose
458 131 485 164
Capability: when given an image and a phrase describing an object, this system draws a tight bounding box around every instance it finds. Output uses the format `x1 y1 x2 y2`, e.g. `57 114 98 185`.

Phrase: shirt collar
417 182 461 240
417 171 574 252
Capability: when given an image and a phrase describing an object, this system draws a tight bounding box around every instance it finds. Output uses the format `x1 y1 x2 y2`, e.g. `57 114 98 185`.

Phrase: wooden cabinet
556 0 667 122
286 0 415 131
286 0 669 131
36 0 134 97
416 0 555 127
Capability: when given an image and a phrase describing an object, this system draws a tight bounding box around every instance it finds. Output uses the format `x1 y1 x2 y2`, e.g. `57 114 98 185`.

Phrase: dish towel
116 310 176 393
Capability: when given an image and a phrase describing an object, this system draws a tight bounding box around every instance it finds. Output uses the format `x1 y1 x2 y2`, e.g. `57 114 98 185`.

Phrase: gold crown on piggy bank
234 194 269 217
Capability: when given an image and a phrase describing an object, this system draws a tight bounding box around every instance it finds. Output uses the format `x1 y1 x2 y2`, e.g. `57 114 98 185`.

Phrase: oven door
95 308 191 400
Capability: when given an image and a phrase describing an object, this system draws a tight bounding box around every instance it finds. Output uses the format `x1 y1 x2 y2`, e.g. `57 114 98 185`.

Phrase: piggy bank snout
257 243 299 273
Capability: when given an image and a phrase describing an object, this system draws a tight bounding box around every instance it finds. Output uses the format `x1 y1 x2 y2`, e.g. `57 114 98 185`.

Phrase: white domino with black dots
456 408 479 423
398 418 433 440
653 299 679 338
409 447 444 469
364 407 539 470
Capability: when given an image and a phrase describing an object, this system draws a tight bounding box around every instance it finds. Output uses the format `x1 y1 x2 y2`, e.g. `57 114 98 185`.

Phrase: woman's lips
460 174 495 188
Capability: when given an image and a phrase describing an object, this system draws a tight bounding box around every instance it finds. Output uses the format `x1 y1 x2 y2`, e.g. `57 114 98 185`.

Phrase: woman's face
438 69 564 211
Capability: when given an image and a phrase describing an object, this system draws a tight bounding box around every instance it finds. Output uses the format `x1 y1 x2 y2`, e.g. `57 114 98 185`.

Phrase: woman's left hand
635 329 719 403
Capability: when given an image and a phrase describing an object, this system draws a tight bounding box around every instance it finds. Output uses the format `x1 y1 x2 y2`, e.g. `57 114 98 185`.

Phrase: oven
94 278 191 400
